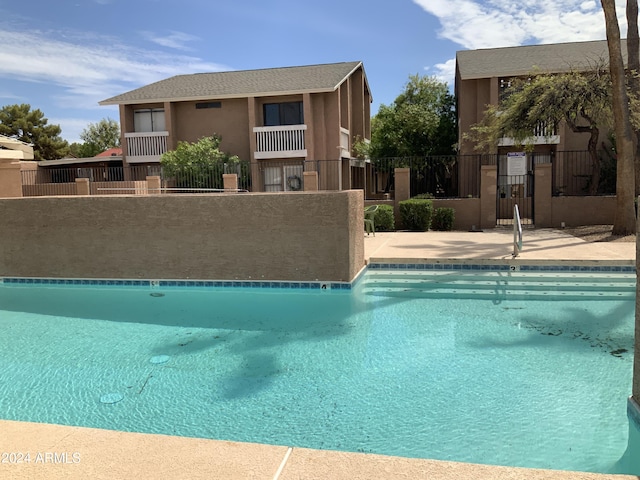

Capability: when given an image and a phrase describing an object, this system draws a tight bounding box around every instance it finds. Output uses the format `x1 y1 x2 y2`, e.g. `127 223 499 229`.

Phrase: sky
0 0 631 144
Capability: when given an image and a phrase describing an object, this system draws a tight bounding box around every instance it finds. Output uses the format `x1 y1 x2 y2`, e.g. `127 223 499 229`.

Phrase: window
263 164 304 192
263 102 303 126
134 108 166 132
195 102 222 109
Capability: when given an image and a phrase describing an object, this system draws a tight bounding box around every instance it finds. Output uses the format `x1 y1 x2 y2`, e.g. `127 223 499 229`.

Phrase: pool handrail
513 204 523 257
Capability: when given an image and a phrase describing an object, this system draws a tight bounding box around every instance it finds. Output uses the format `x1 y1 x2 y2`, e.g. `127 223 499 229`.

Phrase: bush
374 204 395 231
398 199 433 231
412 193 435 200
432 207 455 231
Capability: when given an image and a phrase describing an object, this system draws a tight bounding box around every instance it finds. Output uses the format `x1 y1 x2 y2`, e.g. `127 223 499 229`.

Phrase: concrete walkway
365 228 635 263
1 229 637 480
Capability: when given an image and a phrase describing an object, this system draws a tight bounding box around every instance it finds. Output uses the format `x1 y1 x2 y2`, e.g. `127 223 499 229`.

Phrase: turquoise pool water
0 270 638 474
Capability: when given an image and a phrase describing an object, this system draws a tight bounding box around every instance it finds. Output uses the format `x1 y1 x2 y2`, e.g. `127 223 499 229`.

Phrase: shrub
398 199 433 231
412 193 435 200
374 204 395 231
432 207 455 231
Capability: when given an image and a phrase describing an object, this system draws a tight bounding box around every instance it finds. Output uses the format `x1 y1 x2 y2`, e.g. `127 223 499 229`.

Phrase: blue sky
0 0 630 144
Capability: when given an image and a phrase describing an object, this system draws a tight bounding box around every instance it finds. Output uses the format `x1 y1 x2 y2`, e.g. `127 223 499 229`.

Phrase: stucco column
394 167 410 229
0 158 24 197
146 175 162 194
480 165 497 229
303 171 318 191
75 178 90 196
223 173 238 191
534 163 552 227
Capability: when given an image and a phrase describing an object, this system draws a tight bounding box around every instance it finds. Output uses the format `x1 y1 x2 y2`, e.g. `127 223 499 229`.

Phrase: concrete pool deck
1 228 638 480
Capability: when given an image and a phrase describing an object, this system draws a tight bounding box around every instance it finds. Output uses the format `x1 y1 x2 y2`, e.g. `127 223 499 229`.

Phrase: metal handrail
513 204 523 257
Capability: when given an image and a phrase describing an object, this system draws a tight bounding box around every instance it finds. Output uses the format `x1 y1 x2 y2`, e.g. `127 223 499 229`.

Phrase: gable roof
100 61 367 105
457 39 629 80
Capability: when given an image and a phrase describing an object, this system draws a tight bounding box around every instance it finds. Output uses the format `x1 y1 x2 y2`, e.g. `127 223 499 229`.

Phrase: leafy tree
468 69 612 195
160 135 241 190
0 103 69 160
601 0 635 236
370 75 456 158
79 118 120 157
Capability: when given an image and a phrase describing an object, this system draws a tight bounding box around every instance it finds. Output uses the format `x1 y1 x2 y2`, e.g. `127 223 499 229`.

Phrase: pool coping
0 259 635 293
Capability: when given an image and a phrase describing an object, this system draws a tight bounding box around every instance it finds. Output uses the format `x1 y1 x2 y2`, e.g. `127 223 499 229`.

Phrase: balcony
254 125 307 160
498 121 559 146
124 131 169 163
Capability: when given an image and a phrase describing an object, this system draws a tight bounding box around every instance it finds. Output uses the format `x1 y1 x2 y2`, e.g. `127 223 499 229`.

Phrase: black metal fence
551 150 616 196
21 151 610 198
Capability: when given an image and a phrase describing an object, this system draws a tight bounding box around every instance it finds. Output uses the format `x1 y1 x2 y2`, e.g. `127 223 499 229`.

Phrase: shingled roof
457 39 629 80
100 61 366 105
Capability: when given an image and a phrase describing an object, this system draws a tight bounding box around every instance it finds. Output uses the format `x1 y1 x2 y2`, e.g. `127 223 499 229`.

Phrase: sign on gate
507 152 527 176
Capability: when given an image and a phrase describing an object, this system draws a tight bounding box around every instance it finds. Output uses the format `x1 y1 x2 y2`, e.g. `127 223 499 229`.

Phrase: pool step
360 270 636 300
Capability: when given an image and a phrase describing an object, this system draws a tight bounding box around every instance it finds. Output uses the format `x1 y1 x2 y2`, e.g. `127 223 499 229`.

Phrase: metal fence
551 150 616 196
20 151 610 198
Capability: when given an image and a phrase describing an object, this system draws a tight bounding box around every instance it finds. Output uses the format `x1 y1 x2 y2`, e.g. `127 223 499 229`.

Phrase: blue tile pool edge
629 397 640 430
0 262 634 292
0 276 353 292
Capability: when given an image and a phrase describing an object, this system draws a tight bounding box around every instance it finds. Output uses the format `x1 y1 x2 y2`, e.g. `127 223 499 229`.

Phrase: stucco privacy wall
0 191 364 282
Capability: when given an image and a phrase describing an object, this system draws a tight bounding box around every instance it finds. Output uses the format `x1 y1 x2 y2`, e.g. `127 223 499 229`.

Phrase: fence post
394 167 410 228
146 175 162 194
75 178 90 196
223 173 238 191
303 171 318 191
480 165 497 229
534 163 552 227
0 158 24 197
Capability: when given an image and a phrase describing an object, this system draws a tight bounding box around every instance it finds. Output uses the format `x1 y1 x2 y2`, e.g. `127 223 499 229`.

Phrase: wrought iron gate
496 153 535 226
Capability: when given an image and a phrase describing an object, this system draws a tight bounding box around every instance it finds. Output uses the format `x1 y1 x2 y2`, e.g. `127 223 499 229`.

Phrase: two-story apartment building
455 39 625 156
455 39 627 201
100 61 372 192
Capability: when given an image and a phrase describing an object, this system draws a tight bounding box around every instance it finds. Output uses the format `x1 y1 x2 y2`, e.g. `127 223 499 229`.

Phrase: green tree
160 135 241 190
468 69 612 195
0 103 69 160
601 0 635 236
79 118 120 157
370 75 456 158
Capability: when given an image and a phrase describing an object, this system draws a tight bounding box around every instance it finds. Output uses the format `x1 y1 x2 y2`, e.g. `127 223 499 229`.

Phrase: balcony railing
499 121 559 146
124 131 169 163
254 125 307 159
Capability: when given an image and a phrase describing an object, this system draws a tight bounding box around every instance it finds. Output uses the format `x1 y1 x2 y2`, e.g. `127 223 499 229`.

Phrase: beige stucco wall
173 98 251 160
0 191 364 282
432 198 481 230
551 196 616 227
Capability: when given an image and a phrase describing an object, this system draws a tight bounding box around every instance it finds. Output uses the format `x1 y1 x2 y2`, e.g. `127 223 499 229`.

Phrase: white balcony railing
124 131 169 163
499 121 559 146
254 125 307 159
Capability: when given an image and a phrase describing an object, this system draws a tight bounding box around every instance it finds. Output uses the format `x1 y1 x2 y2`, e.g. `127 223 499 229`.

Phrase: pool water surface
0 270 637 474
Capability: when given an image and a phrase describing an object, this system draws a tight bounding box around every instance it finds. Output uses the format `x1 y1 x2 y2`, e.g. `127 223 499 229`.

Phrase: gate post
480 165 497 228
534 163 552 227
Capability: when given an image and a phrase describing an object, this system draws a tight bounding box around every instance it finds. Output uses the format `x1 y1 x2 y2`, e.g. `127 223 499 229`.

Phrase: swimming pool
0 267 638 475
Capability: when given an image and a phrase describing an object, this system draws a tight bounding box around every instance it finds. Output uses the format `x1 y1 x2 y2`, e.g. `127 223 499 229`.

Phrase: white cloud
0 29 229 111
141 30 199 51
47 116 108 144
412 0 629 50
426 58 456 89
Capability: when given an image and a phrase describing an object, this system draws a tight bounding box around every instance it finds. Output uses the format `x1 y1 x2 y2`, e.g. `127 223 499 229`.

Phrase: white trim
498 135 560 146
253 125 307 133
255 150 307 160
124 131 169 138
